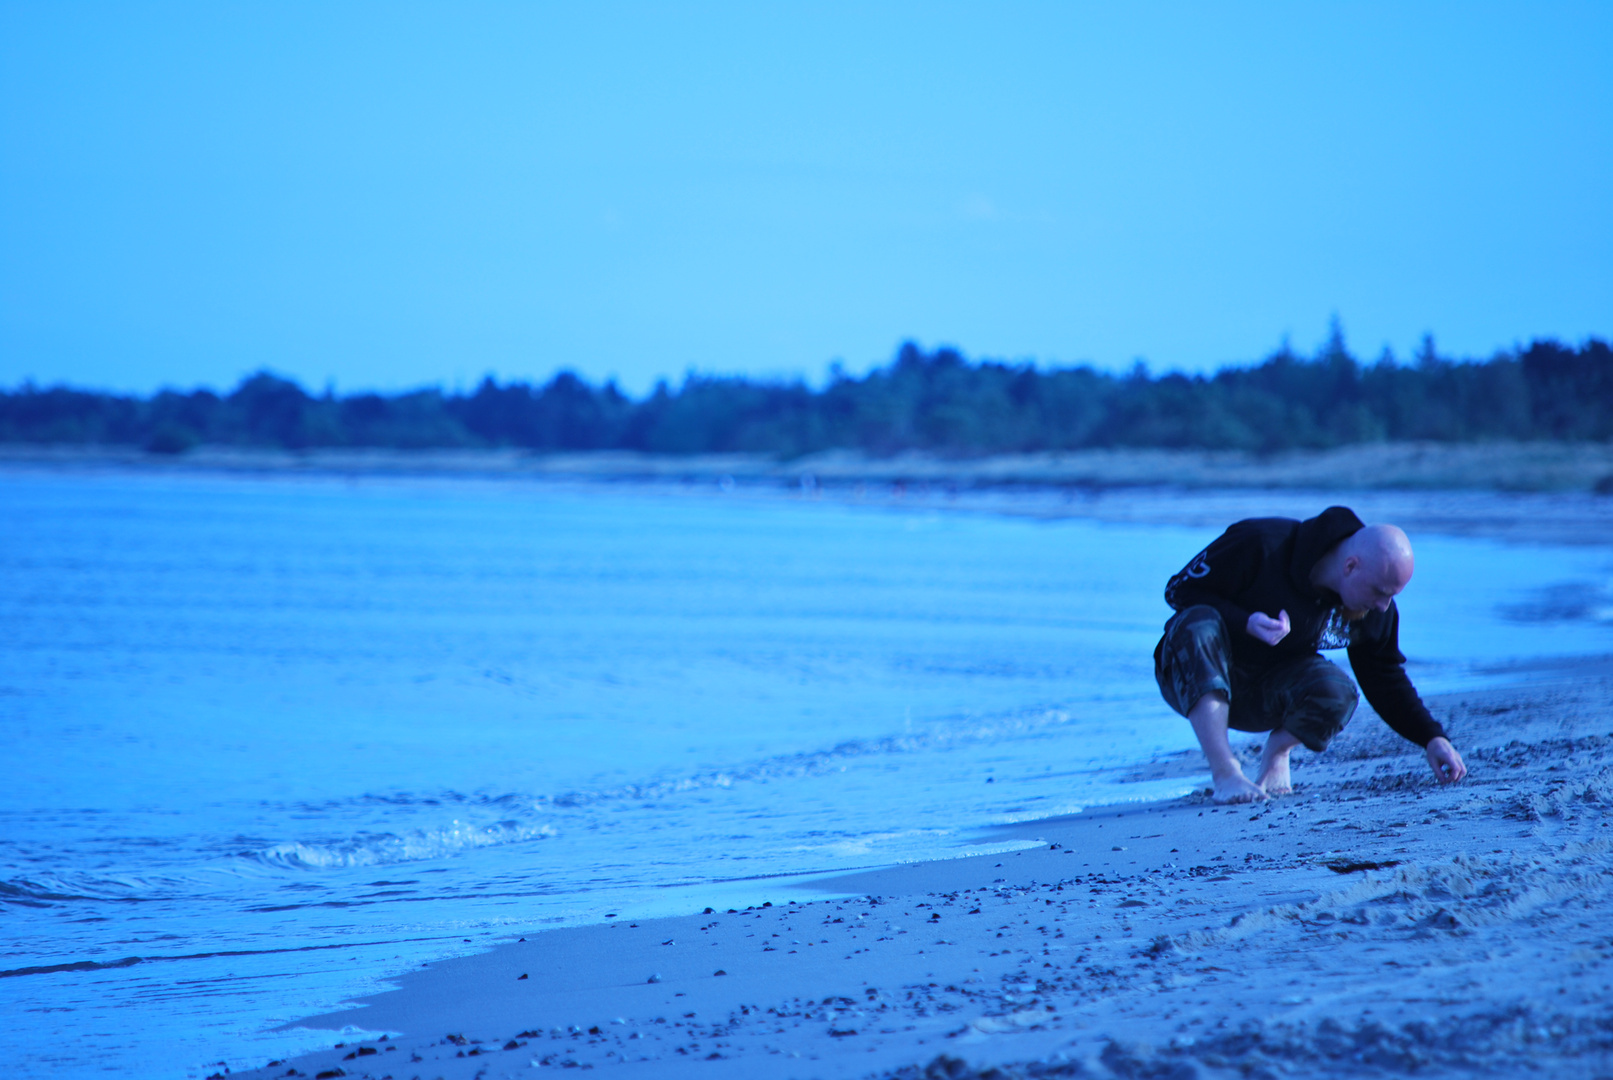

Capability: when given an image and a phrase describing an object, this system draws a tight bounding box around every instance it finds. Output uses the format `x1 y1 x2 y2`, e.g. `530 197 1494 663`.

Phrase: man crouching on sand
1155 506 1467 803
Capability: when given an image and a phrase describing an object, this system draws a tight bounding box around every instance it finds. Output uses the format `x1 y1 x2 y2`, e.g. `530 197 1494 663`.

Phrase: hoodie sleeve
1347 602 1447 747
1163 524 1262 636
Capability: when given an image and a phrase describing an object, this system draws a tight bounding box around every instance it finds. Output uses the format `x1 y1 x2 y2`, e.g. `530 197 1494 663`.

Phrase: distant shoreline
7 441 1613 548
4 440 1613 494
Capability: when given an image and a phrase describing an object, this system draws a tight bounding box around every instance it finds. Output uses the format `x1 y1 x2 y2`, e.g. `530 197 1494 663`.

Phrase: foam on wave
251 820 558 870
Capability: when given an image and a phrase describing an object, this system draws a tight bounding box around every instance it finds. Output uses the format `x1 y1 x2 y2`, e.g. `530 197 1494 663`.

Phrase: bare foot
1257 756 1292 795
1211 768 1268 804
1255 730 1301 796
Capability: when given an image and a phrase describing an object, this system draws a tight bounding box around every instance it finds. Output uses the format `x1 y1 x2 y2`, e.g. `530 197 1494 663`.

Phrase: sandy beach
219 656 1613 1080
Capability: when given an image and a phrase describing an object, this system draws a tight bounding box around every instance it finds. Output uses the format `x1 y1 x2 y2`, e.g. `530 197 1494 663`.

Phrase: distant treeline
3 330 1610 456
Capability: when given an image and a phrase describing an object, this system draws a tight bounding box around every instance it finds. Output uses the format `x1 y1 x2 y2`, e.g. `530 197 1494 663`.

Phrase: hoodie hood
1289 506 1365 598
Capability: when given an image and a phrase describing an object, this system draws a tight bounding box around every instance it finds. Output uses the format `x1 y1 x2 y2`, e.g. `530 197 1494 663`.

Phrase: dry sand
225 658 1613 1080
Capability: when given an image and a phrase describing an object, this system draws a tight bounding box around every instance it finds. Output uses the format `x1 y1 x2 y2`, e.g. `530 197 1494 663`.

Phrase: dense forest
2 328 1610 456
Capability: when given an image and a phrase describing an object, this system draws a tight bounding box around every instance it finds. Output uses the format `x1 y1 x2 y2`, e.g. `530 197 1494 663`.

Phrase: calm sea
3 470 1610 1077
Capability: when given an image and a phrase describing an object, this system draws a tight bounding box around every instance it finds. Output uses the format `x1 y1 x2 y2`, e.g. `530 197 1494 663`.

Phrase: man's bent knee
1155 607 1233 719
1169 605 1226 644
1278 662 1358 753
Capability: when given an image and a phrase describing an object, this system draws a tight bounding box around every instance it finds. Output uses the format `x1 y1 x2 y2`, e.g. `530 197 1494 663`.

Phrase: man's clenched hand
1246 609 1290 646
1425 737 1467 784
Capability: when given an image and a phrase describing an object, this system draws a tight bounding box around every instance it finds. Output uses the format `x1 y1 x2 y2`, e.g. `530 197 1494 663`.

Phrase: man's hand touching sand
1246 610 1290 646
1425 737 1467 784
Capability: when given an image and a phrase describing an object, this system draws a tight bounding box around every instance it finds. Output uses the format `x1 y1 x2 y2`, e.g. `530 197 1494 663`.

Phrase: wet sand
225 657 1613 1080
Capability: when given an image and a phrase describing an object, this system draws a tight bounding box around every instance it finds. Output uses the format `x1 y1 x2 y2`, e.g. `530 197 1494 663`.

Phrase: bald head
1351 524 1415 589
1315 523 1415 617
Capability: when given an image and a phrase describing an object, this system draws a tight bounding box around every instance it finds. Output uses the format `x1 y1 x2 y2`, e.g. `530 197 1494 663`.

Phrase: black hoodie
1159 506 1446 747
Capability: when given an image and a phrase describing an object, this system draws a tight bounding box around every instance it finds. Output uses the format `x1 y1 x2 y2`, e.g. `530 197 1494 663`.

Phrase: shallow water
2 471 1609 1077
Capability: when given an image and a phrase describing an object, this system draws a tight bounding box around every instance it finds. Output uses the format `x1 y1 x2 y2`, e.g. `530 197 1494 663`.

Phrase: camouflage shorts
1154 605 1359 752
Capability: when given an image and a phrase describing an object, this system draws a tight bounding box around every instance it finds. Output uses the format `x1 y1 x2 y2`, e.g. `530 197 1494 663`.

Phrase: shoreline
224 656 1613 1080
5 444 1613 549
4 440 1613 494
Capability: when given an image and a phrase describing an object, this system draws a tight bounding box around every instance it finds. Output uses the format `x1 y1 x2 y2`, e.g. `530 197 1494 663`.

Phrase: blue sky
2 2 1608 395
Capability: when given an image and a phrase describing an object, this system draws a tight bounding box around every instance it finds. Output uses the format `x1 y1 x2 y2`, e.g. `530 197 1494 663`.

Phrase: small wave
539 706 1082 808
163 705 1109 878
0 879 88 905
0 955 143 979
295 705 1095 815
0 872 180 906
219 706 1094 871
249 820 557 870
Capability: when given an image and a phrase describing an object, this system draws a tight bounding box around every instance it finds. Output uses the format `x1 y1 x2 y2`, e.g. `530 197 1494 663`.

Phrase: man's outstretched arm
1347 605 1466 784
